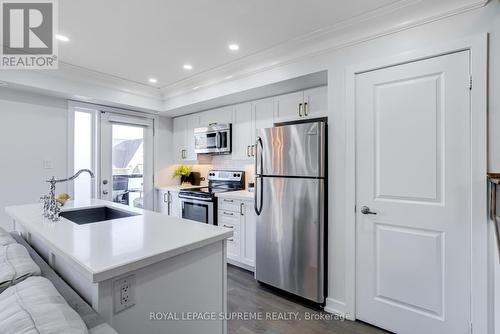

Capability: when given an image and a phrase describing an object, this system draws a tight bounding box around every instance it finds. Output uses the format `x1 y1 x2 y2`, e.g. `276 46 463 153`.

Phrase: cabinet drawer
218 198 242 212
219 212 240 227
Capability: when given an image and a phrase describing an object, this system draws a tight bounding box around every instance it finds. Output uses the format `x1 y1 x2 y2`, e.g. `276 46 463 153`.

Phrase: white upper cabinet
199 106 233 126
274 86 328 122
232 102 253 161
173 113 199 163
171 86 326 162
274 91 304 123
304 86 328 118
253 97 274 135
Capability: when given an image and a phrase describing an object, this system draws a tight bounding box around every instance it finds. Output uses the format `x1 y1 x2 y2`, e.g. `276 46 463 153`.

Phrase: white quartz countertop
155 185 203 191
5 199 232 283
216 190 255 201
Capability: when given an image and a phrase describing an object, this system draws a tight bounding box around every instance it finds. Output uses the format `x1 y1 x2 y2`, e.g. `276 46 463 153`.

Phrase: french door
355 51 471 333
100 112 154 210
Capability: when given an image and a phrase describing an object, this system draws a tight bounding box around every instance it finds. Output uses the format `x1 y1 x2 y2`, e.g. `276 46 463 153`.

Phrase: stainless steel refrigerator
254 120 326 304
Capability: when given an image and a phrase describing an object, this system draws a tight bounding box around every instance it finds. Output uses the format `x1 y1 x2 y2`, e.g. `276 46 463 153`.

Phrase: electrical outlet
113 275 135 314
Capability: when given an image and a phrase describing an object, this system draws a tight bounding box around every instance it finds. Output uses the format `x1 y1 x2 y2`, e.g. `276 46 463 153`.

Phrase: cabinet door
199 106 233 125
304 86 328 118
158 190 170 214
170 191 181 218
241 201 256 267
232 103 253 161
253 97 274 144
274 91 304 122
184 113 200 161
173 116 186 162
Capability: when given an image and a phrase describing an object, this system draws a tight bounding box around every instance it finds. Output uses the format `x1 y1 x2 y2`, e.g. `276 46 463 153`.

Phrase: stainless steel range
178 170 245 225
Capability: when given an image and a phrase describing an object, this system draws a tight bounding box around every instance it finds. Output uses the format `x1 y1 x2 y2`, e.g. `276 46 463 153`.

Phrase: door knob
102 180 108 185
360 206 377 215
102 190 109 195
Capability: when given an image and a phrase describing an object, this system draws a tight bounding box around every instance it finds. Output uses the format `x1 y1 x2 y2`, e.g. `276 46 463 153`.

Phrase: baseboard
324 297 355 321
227 259 254 272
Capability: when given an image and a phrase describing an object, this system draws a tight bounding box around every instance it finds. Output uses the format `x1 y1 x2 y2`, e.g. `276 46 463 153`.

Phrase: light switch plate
113 274 136 314
42 160 53 169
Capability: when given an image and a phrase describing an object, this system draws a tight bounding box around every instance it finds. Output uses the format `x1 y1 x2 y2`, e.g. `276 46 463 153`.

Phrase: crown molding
159 0 489 99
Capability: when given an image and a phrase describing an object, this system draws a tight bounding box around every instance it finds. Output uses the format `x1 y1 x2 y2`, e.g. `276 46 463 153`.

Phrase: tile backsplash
158 154 254 188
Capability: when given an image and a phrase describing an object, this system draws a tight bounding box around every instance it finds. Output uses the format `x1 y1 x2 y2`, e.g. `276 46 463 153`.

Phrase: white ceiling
58 0 401 88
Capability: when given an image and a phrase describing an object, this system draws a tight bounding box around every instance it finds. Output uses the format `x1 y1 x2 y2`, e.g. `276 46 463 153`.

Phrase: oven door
179 197 214 225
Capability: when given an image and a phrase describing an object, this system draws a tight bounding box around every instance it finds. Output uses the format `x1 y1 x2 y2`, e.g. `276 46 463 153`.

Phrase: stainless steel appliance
254 120 326 304
194 124 232 154
179 170 244 225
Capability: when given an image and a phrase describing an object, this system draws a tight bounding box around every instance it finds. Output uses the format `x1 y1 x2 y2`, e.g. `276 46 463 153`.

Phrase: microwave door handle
215 132 221 148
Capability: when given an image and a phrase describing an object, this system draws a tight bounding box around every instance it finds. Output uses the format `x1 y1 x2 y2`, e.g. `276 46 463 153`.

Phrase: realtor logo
1 0 58 69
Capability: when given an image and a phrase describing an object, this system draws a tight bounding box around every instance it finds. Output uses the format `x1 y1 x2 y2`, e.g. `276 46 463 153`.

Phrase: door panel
304 86 328 118
255 177 324 303
253 98 274 140
232 103 253 160
100 113 154 210
257 121 325 177
355 51 470 334
275 91 304 122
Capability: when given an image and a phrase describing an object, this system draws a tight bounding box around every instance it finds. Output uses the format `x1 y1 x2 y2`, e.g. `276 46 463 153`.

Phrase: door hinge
469 322 473 334
469 75 473 90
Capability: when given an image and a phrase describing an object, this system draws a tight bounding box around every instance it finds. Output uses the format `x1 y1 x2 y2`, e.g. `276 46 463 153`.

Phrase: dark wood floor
227 265 390 334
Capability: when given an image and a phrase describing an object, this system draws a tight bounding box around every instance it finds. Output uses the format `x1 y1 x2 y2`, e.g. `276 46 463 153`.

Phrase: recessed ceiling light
183 64 193 70
228 44 239 51
55 34 69 42
148 78 158 84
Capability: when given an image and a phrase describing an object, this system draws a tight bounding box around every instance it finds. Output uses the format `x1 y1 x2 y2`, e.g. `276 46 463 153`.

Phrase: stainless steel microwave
194 123 232 154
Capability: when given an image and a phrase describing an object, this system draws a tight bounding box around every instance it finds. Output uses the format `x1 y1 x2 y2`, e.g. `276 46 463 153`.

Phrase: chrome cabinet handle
298 103 303 117
240 202 244 216
223 199 234 203
223 211 234 216
304 102 308 116
228 238 234 242
223 225 234 229
163 193 169 203
251 145 255 157
360 206 377 215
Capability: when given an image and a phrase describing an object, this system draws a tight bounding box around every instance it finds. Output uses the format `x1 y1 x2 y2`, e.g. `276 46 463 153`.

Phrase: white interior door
355 51 471 334
100 112 154 210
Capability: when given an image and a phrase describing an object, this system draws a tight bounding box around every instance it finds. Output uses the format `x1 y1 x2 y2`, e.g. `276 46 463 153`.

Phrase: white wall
0 88 68 230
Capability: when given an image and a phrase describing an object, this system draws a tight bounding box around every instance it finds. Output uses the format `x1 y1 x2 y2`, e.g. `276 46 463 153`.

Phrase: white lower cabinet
218 198 256 270
158 189 181 218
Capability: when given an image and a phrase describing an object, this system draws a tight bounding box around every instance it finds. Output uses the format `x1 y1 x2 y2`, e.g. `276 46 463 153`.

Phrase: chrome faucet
42 169 95 221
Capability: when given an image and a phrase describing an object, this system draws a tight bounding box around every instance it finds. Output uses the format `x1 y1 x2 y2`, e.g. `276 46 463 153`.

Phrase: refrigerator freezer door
256 121 325 177
255 176 325 303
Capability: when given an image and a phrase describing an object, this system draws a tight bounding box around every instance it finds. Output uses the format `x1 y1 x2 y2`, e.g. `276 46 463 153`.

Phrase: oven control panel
207 170 244 181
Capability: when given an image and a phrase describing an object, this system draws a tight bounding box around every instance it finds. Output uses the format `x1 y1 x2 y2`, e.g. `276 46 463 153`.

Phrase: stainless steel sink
59 206 140 225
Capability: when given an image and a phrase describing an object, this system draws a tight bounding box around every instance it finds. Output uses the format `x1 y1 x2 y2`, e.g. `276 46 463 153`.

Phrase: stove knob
233 173 237 177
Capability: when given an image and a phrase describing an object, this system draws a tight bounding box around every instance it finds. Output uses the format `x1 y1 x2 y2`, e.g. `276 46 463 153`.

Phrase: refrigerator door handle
254 175 263 216
255 136 263 175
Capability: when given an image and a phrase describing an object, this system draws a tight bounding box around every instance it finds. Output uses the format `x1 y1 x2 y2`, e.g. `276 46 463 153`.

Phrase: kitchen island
5 199 232 334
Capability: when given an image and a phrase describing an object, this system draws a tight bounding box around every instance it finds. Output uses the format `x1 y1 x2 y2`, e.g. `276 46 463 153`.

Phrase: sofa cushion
0 276 88 334
0 243 41 292
0 227 16 246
